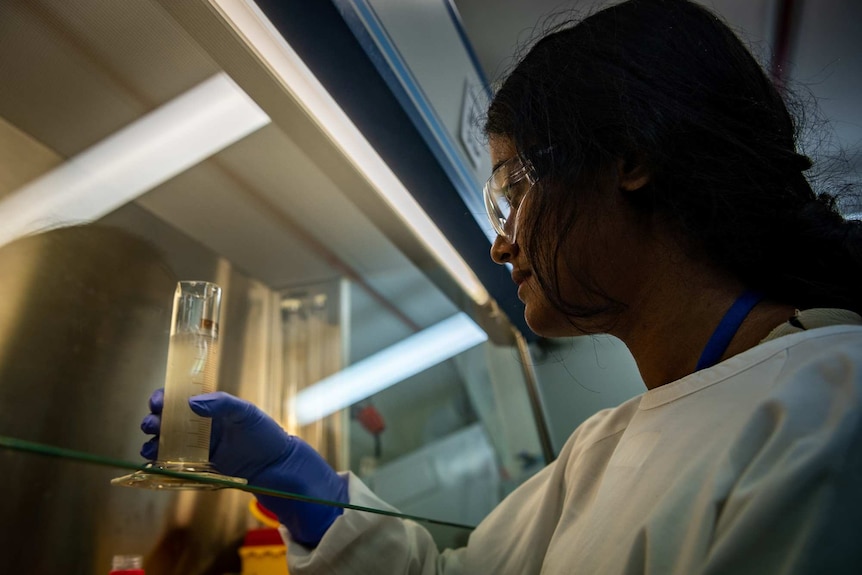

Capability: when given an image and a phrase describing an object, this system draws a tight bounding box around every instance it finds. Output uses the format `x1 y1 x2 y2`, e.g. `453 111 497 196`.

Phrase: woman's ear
618 156 651 192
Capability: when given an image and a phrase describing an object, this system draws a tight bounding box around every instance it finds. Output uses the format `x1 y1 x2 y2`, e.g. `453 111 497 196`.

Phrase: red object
255 500 279 522
244 528 284 547
356 405 385 435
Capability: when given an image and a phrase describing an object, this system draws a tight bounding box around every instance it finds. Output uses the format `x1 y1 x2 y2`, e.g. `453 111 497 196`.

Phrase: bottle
109 555 145 575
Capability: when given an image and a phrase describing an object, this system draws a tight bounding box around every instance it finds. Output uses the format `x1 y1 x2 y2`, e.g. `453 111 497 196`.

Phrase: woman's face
488 135 653 338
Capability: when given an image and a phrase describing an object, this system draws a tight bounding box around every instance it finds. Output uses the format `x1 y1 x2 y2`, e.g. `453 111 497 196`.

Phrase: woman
142 0 862 572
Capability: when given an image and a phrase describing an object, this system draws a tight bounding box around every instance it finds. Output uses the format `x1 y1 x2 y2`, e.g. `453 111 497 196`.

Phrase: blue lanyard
695 290 764 371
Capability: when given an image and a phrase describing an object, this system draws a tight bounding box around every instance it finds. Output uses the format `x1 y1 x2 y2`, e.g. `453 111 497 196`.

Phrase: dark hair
485 0 862 319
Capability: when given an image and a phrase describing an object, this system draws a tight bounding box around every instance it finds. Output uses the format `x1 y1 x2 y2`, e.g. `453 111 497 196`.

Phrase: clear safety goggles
483 154 538 241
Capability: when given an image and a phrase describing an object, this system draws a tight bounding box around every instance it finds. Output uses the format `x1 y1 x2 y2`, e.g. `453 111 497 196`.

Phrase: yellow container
239 542 289 575
241 501 288 574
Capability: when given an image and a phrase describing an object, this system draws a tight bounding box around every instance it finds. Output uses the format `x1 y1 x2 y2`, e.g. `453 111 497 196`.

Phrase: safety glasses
483 154 538 241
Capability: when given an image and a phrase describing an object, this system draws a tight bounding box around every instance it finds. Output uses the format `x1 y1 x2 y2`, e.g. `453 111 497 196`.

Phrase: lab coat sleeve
284 471 466 575
700 345 862 575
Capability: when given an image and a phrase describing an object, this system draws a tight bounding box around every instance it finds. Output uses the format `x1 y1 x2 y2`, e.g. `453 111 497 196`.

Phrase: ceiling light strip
293 312 488 425
0 72 270 247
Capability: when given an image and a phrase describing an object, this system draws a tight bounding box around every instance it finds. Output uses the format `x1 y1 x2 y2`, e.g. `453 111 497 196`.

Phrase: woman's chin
524 305 573 339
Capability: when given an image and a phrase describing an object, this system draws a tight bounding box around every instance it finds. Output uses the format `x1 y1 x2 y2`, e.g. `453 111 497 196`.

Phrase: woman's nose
490 233 518 264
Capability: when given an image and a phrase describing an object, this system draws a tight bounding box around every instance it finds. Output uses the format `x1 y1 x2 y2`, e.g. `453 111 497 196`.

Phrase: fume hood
0 1 552 572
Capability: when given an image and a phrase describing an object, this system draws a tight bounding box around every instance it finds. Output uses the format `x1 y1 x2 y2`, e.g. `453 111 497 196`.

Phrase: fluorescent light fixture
0 72 270 248
293 312 487 425
210 0 491 307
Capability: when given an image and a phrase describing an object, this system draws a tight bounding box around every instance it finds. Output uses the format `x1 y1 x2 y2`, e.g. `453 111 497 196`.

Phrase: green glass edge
0 435 476 531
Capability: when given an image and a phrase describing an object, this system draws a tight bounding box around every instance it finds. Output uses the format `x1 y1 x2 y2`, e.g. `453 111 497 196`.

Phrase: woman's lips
512 270 531 286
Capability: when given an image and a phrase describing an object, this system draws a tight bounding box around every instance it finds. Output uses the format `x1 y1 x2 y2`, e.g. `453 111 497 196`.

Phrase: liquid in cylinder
158 331 218 464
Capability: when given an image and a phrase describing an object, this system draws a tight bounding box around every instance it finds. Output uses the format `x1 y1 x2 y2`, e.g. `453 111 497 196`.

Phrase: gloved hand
141 389 348 547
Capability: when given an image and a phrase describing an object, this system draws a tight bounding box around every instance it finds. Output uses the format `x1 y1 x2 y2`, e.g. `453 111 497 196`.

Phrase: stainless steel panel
0 205 284 574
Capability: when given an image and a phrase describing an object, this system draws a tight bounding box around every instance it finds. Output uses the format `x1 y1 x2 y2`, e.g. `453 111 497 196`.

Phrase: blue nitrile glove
141 389 348 547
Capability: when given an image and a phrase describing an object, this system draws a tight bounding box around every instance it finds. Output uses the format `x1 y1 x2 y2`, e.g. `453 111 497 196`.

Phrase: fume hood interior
0 1 548 572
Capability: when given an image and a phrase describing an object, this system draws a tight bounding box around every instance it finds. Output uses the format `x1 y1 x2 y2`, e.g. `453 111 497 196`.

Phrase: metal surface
514 331 556 464
0 212 272 573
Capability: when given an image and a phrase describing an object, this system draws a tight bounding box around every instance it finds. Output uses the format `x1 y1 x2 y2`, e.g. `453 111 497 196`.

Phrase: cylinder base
111 460 247 490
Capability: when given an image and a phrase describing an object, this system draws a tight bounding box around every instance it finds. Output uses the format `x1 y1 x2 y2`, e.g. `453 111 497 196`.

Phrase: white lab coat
285 324 862 574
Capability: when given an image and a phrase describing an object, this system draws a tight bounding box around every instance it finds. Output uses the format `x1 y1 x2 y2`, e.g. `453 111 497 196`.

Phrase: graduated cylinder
158 281 221 466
